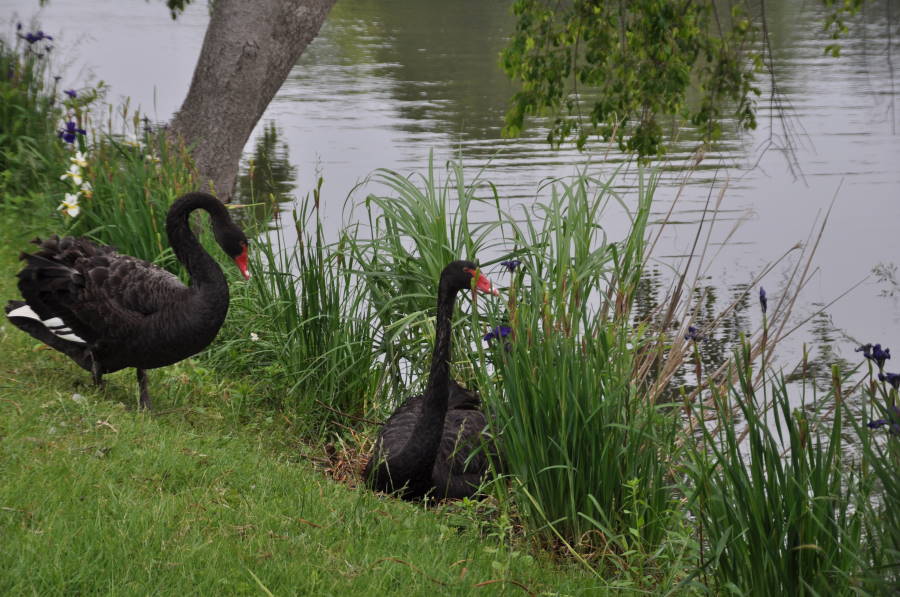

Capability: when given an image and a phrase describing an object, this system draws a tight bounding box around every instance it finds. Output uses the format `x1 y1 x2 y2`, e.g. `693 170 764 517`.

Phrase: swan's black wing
363 393 426 491
14 235 186 351
433 407 490 499
448 379 481 410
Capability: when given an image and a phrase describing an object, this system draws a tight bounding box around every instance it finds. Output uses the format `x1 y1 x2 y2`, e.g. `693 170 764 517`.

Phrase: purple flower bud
484 325 512 344
17 22 22 31
64 89 77 98
759 287 767 315
868 419 888 429
685 326 703 342
500 260 521 272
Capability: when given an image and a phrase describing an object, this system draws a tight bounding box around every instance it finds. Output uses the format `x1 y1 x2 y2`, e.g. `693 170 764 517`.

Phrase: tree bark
168 0 335 202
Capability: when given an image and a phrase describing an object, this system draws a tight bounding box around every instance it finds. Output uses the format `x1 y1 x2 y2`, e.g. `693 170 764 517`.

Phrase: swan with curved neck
5 192 250 409
365 260 498 499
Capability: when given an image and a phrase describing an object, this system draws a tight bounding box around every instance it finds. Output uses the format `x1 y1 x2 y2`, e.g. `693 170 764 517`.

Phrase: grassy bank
0 211 606 596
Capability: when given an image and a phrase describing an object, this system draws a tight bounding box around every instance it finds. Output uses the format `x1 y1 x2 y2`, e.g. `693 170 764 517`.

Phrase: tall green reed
685 349 871 595
205 182 379 427
0 32 66 202
476 170 687 568
852 362 900 590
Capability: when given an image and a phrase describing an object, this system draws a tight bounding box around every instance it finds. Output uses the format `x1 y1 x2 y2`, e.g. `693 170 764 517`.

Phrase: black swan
364 260 498 500
5 191 250 409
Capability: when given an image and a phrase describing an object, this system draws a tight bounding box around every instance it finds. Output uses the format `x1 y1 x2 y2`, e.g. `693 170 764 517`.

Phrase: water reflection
236 122 297 226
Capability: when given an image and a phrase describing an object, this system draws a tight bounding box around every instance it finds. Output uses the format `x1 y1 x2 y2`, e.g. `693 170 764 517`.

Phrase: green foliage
0 36 67 202
685 353 872 595
205 183 380 427
474 171 691 586
822 0 867 57
502 0 760 158
852 366 900 589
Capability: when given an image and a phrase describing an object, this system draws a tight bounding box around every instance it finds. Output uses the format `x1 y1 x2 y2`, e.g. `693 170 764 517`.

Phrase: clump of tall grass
853 352 900 589
472 171 694 582
684 350 873 595
205 181 380 427
0 27 67 203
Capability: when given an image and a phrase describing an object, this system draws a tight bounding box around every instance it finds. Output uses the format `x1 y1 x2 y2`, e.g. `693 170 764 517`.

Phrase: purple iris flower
685 326 703 342
857 343 891 370
868 419 888 430
64 89 77 99
878 372 900 389
500 260 521 272
57 121 86 144
483 326 512 344
759 287 767 315
20 30 53 44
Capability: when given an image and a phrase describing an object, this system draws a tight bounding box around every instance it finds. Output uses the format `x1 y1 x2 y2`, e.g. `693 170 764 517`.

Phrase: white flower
80 180 93 198
70 151 88 168
250 332 260 342
60 164 82 187
58 193 80 217
144 154 160 164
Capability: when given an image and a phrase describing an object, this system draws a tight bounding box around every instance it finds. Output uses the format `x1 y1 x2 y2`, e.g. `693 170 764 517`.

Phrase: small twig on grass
0 397 23 415
95 418 118 433
295 517 322 528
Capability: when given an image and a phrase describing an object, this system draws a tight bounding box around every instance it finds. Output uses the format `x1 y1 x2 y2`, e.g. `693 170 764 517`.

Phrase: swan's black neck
165 192 229 289
378 276 461 495
424 277 458 401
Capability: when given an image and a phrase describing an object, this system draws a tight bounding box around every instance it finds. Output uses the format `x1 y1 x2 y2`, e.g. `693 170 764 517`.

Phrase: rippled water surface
3 0 900 374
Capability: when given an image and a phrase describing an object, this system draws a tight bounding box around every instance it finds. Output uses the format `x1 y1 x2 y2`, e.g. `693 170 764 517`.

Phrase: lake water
3 0 900 382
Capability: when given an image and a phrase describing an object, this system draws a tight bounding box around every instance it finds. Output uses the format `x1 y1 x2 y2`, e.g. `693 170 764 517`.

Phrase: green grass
0 211 605 596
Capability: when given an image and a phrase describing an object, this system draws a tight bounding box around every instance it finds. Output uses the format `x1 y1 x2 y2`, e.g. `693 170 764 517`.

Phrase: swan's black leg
91 359 104 387
137 368 152 410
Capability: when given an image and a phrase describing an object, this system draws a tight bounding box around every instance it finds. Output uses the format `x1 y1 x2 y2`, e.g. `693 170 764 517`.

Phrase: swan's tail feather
5 300 93 370
17 252 84 294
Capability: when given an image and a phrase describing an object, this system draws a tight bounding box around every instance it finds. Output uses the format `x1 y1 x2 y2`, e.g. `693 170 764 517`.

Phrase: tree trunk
168 0 335 202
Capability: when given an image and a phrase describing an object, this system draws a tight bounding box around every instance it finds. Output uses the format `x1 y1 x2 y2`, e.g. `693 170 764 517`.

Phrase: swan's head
217 225 251 280
442 260 498 297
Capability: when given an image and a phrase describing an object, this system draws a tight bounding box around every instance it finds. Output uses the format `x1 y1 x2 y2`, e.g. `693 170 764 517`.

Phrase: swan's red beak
475 272 499 296
234 246 251 280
